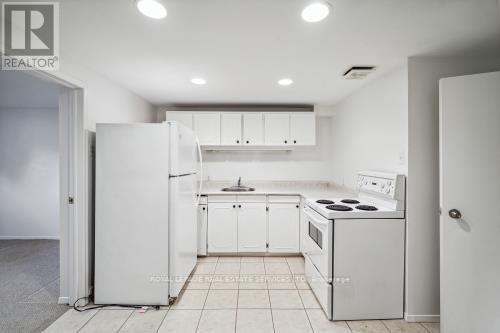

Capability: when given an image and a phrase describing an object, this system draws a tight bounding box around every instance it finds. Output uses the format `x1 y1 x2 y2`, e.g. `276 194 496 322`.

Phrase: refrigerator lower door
169 174 198 297
95 124 170 305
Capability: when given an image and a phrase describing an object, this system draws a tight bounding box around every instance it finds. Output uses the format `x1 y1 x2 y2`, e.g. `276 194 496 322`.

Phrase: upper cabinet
290 112 316 145
165 110 315 148
165 111 193 129
243 113 264 145
221 113 242 145
264 113 290 145
193 112 221 145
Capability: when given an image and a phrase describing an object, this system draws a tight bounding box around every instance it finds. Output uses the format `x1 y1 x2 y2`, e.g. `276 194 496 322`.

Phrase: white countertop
200 180 356 199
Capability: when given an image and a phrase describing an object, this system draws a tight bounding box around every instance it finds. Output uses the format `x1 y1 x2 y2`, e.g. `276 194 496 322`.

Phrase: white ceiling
59 0 500 106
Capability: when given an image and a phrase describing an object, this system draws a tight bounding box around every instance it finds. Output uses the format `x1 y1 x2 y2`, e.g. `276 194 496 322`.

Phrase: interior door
440 71 500 333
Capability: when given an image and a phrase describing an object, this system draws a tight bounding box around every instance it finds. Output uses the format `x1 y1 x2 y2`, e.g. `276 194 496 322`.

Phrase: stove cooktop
307 198 404 219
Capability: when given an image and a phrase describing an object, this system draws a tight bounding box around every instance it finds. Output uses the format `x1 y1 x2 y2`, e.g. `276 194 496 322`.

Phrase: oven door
303 205 333 281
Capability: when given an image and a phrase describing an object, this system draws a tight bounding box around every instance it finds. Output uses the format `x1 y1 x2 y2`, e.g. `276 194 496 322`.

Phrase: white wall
0 72 60 239
329 66 409 189
406 56 500 321
201 116 333 181
59 55 157 130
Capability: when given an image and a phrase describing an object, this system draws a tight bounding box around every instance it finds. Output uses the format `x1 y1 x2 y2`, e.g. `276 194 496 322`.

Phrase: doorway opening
0 69 89 332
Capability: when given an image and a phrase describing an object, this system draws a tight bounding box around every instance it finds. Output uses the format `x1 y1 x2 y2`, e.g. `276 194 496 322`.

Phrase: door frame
29 69 90 306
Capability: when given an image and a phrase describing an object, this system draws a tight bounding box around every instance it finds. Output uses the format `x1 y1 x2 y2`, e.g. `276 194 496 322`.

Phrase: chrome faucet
238 177 242 187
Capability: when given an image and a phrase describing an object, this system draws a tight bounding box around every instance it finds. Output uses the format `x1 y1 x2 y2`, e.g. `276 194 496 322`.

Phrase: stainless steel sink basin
221 186 255 192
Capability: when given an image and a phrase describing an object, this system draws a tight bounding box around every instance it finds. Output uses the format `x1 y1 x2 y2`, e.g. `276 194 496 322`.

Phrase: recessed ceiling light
191 78 207 85
278 78 293 86
136 0 167 19
301 2 330 22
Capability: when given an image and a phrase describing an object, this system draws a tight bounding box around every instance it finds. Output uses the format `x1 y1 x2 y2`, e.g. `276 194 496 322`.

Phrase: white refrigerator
94 122 202 305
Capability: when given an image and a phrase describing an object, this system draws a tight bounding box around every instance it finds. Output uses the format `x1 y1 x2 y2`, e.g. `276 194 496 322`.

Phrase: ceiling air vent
343 66 375 80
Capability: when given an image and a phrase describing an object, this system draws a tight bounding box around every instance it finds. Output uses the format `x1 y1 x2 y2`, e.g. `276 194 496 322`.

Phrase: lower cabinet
238 203 267 252
268 203 300 253
207 195 300 254
207 203 238 253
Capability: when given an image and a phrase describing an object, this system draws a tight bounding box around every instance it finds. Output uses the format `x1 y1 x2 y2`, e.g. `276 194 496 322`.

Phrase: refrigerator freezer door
95 124 170 305
169 122 199 176
169 174 198 297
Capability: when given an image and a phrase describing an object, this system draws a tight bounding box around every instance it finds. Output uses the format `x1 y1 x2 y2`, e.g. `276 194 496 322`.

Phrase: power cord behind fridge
72 296 160 312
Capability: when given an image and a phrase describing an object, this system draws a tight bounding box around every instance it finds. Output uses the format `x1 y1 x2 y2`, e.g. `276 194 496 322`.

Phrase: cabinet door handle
238 205 242 208
203 207 206 211
294 140 297 144
233 205 236 208
236 140 240 143
284 140 288 144
246 140 249 144
296 205 299 208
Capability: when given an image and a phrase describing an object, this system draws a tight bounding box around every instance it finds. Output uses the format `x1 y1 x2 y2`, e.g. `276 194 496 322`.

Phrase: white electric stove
303 171 406 321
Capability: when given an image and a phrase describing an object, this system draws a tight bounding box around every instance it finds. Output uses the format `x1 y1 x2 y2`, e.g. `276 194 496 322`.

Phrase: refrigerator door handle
196 137 203 206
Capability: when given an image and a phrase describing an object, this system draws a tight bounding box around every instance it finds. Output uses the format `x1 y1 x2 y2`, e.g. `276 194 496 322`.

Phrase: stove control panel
358 176 396 198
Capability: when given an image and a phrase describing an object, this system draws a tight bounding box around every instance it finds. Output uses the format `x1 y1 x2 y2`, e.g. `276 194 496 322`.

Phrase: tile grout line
234 259 241 333
265 260 277 333
380 320 391 332
115 309 135 333
154 307 169 333
76 308 101 333
420 322 433 333
194 271 211 333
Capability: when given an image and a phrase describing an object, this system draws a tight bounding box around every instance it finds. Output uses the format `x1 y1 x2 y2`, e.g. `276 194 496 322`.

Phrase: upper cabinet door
221 113 242 145
193 112 220 145
264 113 290 145
243 113 264 145
290 113 316 145
165 111 193 129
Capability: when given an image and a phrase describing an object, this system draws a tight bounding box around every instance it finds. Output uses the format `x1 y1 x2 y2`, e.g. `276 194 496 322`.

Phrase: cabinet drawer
268 195 300 203
208 195 237 202
237 195 266 203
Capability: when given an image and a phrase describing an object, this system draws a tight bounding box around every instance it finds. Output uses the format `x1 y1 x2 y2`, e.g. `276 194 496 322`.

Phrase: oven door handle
304 206 329 226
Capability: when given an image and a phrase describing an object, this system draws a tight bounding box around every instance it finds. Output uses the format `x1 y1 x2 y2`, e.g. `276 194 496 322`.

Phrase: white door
221 113 242 145
166 111 193 129
193 112 220 145
197 205 208 256
290 112 315 145
268 203 300 253
238 203 267 252
440 71 500 333
208 203 238 253
243 113 264 145
264 113 290 145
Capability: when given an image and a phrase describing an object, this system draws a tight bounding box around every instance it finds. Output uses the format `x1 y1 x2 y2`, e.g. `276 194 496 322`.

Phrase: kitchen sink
221 186 255 192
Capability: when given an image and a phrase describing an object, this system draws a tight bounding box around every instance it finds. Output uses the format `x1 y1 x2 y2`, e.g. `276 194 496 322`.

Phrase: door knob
448 209 462 219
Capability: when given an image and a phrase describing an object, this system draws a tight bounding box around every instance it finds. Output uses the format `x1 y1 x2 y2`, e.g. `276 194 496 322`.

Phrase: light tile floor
43 256 440 333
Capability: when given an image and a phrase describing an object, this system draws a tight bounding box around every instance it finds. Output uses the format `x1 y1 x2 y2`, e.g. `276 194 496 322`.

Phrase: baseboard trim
58 296 69 305
404 312 440 322
0 236 60 240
